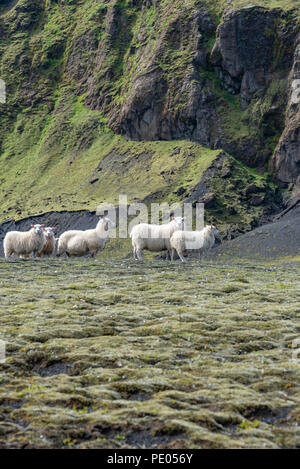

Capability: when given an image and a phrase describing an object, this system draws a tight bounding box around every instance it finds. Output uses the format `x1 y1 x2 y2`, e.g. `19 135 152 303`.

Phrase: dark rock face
64 4 220 145
273 39 300 187
109 8 221 146
244 183 263 197
114 68 219 144
63 3 299 184
211 7 295 105
210 6 298 170
114 68 169 140
175 186 186 197
249 194 265 206
201 192 216 208
106 5 298 181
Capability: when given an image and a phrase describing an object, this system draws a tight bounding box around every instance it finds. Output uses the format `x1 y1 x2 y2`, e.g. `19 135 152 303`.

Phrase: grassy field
0 257 299 449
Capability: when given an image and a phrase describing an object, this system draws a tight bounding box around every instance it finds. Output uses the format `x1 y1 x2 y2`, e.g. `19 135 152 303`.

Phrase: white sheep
56 217 114 258
170 225 219 262
130 217 185 260
4 224 46 259
37 227 56 257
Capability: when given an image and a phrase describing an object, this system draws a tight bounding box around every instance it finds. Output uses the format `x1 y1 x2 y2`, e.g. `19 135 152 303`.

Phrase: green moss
201 71 255 145
0 258 299 448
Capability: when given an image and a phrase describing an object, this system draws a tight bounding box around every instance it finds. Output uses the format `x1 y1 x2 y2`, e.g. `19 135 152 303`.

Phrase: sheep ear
172 216 175 220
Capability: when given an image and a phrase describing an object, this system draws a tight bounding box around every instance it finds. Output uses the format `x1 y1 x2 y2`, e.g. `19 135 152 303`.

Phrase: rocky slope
0 0 299 237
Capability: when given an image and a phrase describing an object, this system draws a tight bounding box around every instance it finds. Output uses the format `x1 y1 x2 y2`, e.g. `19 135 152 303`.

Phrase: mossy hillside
0 91 222 221
0 0 220 222
0 258 299 448
1 0 297 147
0 0 297 228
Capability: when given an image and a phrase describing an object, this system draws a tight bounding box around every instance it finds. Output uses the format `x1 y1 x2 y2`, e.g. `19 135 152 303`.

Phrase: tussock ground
0 258 299 448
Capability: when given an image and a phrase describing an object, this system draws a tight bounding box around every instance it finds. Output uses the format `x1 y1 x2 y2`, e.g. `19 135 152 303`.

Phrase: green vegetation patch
0 90 222 221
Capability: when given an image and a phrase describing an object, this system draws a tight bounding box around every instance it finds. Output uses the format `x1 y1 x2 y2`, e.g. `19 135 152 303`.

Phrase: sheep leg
171 249 175 261
178 251 186 263
4 248 13 259
199 250 204 262
136 249 143 261
56 247 63 257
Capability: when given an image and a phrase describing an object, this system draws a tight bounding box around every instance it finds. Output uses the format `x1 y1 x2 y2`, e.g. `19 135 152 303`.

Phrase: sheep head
31 224 44 235
171 216 185 230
